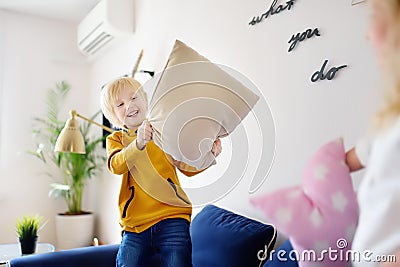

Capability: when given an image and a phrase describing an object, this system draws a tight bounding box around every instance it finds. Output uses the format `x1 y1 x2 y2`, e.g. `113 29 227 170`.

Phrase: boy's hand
136 120 153 150
211 138 222 157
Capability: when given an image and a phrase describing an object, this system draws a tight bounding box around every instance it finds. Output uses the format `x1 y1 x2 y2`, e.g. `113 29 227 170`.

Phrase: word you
288 28 321 52
311 60 348 83
249 0 295 26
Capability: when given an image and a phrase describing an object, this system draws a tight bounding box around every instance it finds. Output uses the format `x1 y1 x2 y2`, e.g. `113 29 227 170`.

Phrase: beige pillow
148 40 260 170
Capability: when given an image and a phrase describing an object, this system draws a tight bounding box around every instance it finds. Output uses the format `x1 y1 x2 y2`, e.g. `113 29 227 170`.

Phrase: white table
0 243 55 265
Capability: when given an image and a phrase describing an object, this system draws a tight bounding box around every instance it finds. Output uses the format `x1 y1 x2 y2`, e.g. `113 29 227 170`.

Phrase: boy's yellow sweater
106 129 201 233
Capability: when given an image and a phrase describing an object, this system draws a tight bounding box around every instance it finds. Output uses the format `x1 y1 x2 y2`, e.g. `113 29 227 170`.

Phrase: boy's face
114 86 148 129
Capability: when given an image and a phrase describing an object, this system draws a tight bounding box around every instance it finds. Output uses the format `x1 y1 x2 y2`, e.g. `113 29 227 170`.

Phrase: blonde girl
345 1 400 266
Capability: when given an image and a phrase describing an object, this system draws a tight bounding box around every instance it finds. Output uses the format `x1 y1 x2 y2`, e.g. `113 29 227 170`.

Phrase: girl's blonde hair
373 0 400 129
101 77 147 128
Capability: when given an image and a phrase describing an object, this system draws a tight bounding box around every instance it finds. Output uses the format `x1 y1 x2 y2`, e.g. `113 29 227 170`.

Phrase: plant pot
55 212 95 250
19 236 37 255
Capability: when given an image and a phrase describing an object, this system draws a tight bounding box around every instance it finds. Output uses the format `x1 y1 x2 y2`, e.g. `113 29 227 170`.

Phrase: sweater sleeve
106 132 145 175
165 154 209 177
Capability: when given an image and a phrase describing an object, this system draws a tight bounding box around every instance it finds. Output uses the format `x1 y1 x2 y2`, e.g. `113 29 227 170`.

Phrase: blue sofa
8 244 119 267
8 205 298 267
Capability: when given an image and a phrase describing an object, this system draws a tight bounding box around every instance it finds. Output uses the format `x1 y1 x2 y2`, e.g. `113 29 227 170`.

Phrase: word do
288 28 321 52
311 60 348 83
249 0 296 26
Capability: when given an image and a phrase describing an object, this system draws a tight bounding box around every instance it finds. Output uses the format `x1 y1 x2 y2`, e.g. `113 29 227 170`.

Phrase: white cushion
148 40 259 170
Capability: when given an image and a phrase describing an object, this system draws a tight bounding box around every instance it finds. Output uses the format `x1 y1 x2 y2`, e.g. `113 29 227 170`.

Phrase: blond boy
101 77 221 267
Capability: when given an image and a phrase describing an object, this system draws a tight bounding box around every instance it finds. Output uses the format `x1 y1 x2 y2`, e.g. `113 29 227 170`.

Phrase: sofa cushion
148 40 260 171
9 244 119 267
191 205 276 267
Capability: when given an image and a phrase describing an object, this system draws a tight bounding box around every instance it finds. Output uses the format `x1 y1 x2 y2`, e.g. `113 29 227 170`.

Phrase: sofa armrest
9 244 119 267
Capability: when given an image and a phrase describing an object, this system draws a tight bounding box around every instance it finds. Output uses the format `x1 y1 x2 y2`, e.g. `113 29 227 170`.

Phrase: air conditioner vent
77 0 133 56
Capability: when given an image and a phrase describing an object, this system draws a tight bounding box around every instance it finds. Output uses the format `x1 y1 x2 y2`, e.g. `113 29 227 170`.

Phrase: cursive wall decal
311 60 348 82
249 0 296 26
288 28 321 52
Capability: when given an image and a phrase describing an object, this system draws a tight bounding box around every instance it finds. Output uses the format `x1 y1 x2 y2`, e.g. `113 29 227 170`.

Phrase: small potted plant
16 215 45 255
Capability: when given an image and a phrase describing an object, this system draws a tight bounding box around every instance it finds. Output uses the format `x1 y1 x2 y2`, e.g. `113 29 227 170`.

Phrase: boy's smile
126 110 139 117
114 87 148 129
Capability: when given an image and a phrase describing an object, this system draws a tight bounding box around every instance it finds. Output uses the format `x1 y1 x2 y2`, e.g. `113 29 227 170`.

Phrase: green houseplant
16 215 44 255
30 81 106 214
30 81 107 249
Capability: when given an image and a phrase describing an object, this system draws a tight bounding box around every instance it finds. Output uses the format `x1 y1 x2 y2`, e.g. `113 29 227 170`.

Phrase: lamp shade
54 117 85 154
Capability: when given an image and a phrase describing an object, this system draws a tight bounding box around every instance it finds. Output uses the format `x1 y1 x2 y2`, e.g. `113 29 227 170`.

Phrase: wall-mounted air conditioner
77 0 134 56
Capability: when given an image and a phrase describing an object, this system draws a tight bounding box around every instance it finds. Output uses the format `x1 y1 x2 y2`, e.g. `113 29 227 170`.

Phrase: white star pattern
331 191 348 213
313 164 329 181
309 208 323 228
303 187 310 196
275 208 292 225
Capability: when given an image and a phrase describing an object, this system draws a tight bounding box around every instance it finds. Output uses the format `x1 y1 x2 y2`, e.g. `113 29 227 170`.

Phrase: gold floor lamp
54 110 113 154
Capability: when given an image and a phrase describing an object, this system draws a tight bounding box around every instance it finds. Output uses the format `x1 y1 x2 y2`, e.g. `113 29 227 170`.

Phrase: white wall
0 11 5 198
0 0 383 247
0 10 92 244
89 0 381 244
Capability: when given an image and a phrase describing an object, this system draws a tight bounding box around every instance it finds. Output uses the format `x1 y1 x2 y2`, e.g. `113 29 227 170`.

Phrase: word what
311 60 348 83
249 0 295 26
288 28 321 52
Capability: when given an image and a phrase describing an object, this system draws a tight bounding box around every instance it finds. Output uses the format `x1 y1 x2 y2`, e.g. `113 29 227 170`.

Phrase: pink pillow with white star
250 139 359 267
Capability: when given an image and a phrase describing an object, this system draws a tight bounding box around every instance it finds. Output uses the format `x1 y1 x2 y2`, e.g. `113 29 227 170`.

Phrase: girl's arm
345 147 365 172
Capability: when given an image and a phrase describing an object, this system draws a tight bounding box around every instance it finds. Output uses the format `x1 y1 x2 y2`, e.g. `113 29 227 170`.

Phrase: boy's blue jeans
116 218 192 267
